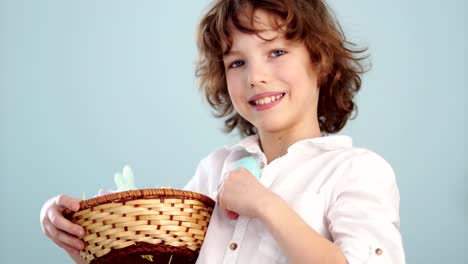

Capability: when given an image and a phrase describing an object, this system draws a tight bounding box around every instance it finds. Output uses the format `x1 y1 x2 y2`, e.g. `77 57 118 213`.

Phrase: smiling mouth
249 93 285 106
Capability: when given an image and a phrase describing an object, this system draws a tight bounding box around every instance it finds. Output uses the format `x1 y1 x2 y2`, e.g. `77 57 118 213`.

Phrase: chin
255 121 290 135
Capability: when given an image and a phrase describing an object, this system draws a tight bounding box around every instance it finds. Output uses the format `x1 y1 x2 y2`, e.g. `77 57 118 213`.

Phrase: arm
262 153 405 264
217 152 405 264
326 153 405 263
258 193 347 264
218 168 347 264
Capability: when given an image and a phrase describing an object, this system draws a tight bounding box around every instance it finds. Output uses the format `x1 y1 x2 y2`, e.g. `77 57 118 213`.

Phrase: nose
246 60 269 88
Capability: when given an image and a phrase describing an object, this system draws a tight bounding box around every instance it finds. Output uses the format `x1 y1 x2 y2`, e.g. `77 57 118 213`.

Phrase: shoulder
192 145 232 184
184 144 237 197
343 148 396 183
197 145 232 168
304 136 396 182
330 147 399 199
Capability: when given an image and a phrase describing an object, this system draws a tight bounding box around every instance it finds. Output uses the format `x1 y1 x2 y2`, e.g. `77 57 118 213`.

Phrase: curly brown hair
196 0 368 137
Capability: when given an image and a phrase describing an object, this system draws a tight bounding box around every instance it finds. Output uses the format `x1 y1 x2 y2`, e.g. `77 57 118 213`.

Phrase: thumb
55 194 80 212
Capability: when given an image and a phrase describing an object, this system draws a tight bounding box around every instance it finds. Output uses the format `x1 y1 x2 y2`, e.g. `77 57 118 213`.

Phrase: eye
271 50 286 58
229 60 245 69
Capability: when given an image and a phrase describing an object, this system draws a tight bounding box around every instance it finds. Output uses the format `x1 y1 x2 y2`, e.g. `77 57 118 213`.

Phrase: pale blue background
1 0 466 263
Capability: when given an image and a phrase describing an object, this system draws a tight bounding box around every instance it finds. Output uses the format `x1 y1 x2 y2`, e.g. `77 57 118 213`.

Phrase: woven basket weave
64 188 215 264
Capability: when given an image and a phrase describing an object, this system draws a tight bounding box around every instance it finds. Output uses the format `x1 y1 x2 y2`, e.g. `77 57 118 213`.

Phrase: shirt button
229 243 238 250
375 248 383 256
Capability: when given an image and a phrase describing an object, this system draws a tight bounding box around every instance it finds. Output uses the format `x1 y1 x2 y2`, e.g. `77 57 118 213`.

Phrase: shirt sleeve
183 157 211 197
327 151 405 264
183 148 229 200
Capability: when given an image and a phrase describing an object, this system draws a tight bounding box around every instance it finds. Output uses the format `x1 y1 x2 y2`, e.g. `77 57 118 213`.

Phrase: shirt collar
288 134 353 152
226 134 352 155
226 134 263 155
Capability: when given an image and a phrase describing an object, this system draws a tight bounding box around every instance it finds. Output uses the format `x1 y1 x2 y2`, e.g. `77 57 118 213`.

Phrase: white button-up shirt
184 135 405 264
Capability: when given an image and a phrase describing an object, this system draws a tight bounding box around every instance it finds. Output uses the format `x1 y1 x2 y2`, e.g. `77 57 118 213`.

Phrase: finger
44 218 85 251
47 208 84 237
216 180 225 197
45 227 81 255
65 247 82 256
55 194 80 212
226 210 239 220
216 182 225 206
55 237 82 256
218 189 229 212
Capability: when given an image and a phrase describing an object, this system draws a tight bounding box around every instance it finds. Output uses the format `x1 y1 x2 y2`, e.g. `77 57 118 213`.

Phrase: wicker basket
64 188 215 264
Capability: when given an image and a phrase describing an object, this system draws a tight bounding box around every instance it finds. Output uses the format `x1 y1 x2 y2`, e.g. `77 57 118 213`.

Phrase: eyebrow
223 36 286 57
223 49 241 57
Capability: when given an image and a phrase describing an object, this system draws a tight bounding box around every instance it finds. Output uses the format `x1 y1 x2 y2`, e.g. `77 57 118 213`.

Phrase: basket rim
63 188 215 217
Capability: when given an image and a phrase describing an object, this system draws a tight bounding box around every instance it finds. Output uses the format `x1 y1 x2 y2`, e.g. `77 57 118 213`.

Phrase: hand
40 194 85 255
217 167 275 219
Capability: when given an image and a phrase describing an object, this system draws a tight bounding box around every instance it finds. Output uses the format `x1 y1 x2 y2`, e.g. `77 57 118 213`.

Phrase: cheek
284 63 318 93
226 75 244 105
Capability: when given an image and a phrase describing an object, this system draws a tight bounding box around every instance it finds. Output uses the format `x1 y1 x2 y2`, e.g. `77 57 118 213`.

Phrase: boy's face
223 9 320 137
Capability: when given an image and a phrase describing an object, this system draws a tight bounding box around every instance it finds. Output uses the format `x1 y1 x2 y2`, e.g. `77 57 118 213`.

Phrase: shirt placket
222 217 250 264
221 150 268 264
222 159 275 263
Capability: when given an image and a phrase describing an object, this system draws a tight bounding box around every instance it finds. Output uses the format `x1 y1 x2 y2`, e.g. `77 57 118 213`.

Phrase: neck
258 122 321 164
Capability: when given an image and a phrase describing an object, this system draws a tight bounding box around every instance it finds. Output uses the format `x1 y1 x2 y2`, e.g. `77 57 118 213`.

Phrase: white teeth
254 94 284 105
